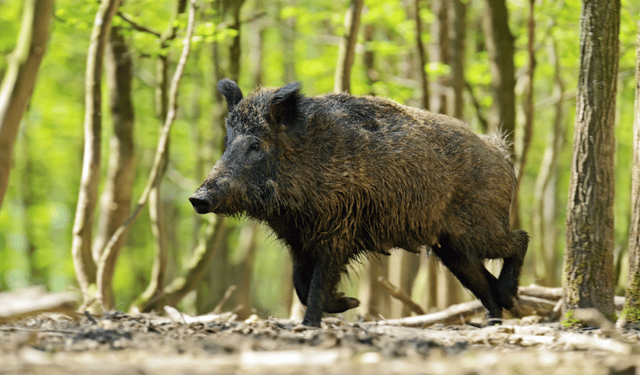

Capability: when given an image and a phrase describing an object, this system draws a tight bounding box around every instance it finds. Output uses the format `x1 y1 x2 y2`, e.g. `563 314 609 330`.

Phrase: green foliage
562 310 581 328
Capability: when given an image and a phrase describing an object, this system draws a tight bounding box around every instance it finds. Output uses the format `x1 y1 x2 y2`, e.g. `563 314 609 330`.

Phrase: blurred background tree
0 0 639 321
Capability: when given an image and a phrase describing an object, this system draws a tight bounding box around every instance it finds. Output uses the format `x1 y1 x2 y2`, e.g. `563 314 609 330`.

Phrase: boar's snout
189 188 214 214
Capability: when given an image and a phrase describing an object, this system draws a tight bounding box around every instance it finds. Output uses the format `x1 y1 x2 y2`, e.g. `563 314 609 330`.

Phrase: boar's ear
217 78 243 111
266 82 303 132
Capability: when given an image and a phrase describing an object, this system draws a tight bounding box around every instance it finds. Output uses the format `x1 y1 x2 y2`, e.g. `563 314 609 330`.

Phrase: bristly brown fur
190 79 529 327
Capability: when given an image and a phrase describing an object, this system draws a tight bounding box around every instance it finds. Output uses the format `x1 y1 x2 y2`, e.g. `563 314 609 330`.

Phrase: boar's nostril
189 196 213 214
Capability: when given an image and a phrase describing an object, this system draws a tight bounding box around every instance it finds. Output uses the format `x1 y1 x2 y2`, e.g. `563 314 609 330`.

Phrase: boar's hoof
323 292 360 313
189 196 213 214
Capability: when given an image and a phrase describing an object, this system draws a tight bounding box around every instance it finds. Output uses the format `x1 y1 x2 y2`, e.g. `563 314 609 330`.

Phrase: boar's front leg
300 259 326 327
293 255 359 327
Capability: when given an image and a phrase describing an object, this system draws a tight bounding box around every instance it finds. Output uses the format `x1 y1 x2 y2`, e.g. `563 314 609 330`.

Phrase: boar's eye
249 141 260 151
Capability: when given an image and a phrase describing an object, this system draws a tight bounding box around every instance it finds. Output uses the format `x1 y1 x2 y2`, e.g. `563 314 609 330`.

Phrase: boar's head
189 79 304 219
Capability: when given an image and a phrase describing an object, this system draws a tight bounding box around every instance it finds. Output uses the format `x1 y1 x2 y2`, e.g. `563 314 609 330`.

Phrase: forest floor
1 310 640 375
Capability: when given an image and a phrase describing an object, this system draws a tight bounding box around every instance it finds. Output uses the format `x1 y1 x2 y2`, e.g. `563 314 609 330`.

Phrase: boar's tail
480 131 513 163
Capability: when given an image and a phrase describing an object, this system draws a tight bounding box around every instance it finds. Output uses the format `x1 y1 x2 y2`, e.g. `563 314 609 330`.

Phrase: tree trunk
426 254 439 310
515 0 536 185
195 0 246 313
93 26 136 267
0 0 54 211
363 24 378 96
18 119 44 285
235 223 258 320
251 18 265 87
531 38 565 287
414 0 429 110
482 0 516 140
621 15 640 326
96 0 197 311
334 0 364 93
483 0 518 228
356 26 391 319
142 0 187 314
279 0 297 84
449 0 465 119
430 0 448 114
358 257 391 319
72 0 121 304
563 0 619 323
228 0 245 83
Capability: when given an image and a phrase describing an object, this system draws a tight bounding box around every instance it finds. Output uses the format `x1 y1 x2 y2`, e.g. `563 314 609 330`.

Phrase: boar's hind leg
432 235 502 324
497 230 530 311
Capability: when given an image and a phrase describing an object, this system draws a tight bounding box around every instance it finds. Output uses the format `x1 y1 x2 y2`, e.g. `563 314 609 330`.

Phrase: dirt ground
1 311 640 375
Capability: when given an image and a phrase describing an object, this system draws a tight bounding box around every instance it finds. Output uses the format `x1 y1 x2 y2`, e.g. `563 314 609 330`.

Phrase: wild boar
190 79 529 327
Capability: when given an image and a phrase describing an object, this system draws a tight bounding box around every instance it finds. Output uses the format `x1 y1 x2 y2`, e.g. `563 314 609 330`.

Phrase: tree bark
414 0 429 110
0 0 54 210
93 26 136 267
621 15 640 326
483 0 518 228
96 0 197 311
563 0 619 323
334 0 364 93
430 0 448 114
362 24 378 96
482 0 516 141
515 0 536 185
72 0 121 304
193 0 248 314
234 223 258 320
141 0 187 315
227 0 245 83
19 127 44 285
279 0 297 84
358 257 391 319
449 0 465 119
531 38 565 287
357 28 391 319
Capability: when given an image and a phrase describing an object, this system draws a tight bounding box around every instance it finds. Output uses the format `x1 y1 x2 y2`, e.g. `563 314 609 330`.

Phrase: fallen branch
376 290 560 327
377 276 425 316
511 295 557 318
518 284 562 300
379 300 484 327
163 306 236 324
517 284 625 311
0 286 79 322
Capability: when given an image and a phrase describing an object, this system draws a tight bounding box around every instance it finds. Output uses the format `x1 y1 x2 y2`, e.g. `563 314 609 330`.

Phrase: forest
1 0 640 328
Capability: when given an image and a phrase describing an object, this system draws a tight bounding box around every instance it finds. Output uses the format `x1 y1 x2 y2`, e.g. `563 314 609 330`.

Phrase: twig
0 326 81 335
116 11 161 37
465 80 488 132
95 0 198 311
212 285 238 314
377 276 425 316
